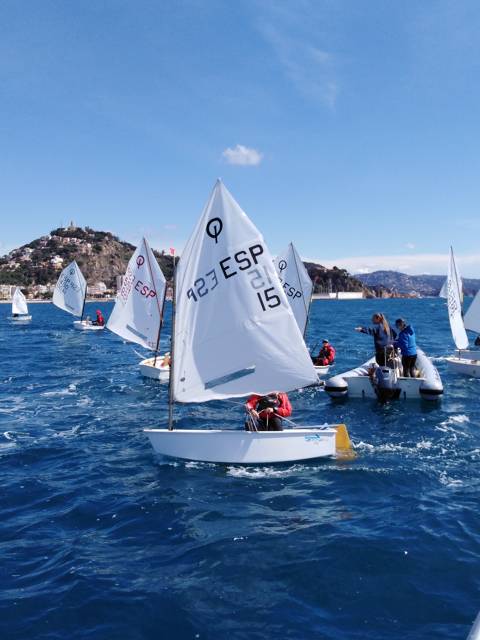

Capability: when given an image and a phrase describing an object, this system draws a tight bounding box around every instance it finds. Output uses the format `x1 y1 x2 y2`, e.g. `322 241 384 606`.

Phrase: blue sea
1 298 479 640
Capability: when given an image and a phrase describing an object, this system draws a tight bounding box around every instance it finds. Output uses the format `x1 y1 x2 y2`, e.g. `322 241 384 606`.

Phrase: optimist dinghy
442 248 480 378
145 180 353 464
52 261 104 331
325 348 443 401
274 242 331 378
73 320 105 331
107 237 170 381
10 287 32 322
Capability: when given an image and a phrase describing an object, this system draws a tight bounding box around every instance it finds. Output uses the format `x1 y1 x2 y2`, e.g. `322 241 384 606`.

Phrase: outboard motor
370 365 401 402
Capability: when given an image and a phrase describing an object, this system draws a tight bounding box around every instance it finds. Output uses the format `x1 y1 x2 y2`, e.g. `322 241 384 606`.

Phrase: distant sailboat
52 260 104 331
107 237 170 381
145 180 352 464
274 243 330 376
445 247 480 377
11 287 32 322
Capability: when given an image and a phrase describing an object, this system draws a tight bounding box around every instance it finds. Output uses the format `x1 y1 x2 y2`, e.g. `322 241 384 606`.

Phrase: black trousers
245 415 283 431
401 355 417 377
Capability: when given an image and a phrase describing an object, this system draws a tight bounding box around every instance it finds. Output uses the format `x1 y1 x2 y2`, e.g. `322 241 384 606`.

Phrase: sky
1 0 480 276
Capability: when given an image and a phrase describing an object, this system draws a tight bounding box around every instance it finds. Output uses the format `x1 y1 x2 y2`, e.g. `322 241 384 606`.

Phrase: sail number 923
186 243 281 312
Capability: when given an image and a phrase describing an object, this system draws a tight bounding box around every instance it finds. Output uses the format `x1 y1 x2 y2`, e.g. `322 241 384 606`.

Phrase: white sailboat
52 260 104 331
107 237 170 381
275 243 330 377
10 287 32 322
145 180 352 464
444 248 480 377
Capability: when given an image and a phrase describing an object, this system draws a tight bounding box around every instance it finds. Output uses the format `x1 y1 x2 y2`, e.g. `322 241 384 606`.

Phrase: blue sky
1 0 480 275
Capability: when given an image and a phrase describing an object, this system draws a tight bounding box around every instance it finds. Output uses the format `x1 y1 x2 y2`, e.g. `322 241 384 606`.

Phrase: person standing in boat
244 392 292 431
355 313 397 366
394 318 417 377
313 339 336 366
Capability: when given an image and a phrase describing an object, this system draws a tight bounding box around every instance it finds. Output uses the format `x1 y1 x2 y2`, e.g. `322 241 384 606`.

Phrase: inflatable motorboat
73 320 105 331
139 355 170 381
325 348 443 401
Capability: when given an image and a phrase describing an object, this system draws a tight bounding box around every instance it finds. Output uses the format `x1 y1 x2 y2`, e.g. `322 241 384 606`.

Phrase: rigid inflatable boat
325 348 443 401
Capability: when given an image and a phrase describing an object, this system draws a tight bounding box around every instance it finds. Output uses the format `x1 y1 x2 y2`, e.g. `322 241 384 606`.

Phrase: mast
168 251 177 430
80 282 87 321
143 239 166 366
290 242 312 339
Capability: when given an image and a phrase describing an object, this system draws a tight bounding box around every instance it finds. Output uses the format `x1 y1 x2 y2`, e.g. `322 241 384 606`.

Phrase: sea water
1 298 479 640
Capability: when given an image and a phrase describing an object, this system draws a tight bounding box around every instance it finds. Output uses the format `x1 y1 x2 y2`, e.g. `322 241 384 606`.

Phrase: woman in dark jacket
355 313 397 366
394 318 417 377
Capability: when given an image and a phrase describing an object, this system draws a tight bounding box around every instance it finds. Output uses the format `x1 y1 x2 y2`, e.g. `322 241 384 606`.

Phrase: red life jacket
245 393 292 419
96 312 104 326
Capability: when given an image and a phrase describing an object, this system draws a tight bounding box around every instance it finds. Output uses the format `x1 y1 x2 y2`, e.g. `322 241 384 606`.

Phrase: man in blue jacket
394 318 417 377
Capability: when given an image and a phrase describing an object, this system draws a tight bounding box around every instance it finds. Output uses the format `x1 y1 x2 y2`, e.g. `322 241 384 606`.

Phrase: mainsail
107 237 167 350
446 247 468 350
172 180 318 404
12 287 28 315
274 242 313 336
52 260 87 317
464 289 480 334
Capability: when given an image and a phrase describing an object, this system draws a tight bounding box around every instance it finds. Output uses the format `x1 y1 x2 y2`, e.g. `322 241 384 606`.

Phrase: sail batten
172 180 318 404
12 288 28 315
274 242 313 336
107 237 166 350
446 247 468 349
52 261 87 317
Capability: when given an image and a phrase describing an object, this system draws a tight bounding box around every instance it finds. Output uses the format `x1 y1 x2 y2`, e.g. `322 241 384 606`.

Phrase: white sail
107 237 167 350
446 247 468 350
173 180 318 403
12 287 28 315
464 289 480 334
440 253 463 302
438 279 448 298
274 242 313 336
52 260 87 317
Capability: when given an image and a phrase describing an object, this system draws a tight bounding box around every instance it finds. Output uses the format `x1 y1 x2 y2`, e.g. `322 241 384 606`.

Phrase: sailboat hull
10 315 32 322
144 427 342 464
73 321 105 331
314 364 330 377
446 356 480 378
139 357 170 381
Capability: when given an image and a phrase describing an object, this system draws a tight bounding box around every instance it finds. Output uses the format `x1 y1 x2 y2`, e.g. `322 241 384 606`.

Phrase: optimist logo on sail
206 217 223 243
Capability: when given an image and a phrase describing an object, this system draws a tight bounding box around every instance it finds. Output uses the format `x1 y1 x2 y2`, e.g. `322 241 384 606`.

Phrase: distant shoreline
0 297 116 304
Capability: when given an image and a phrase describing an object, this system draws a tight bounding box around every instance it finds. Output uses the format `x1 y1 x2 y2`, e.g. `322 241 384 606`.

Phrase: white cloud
305 252 480 278
222 145 263 166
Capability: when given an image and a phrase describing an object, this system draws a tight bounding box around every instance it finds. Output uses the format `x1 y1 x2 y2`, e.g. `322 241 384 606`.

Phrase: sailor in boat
475 336 480 347
394 318 418 377
355 313 397 367
313 339 336 366
160 352 171 367
244 392 292 431
92 309 105 326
